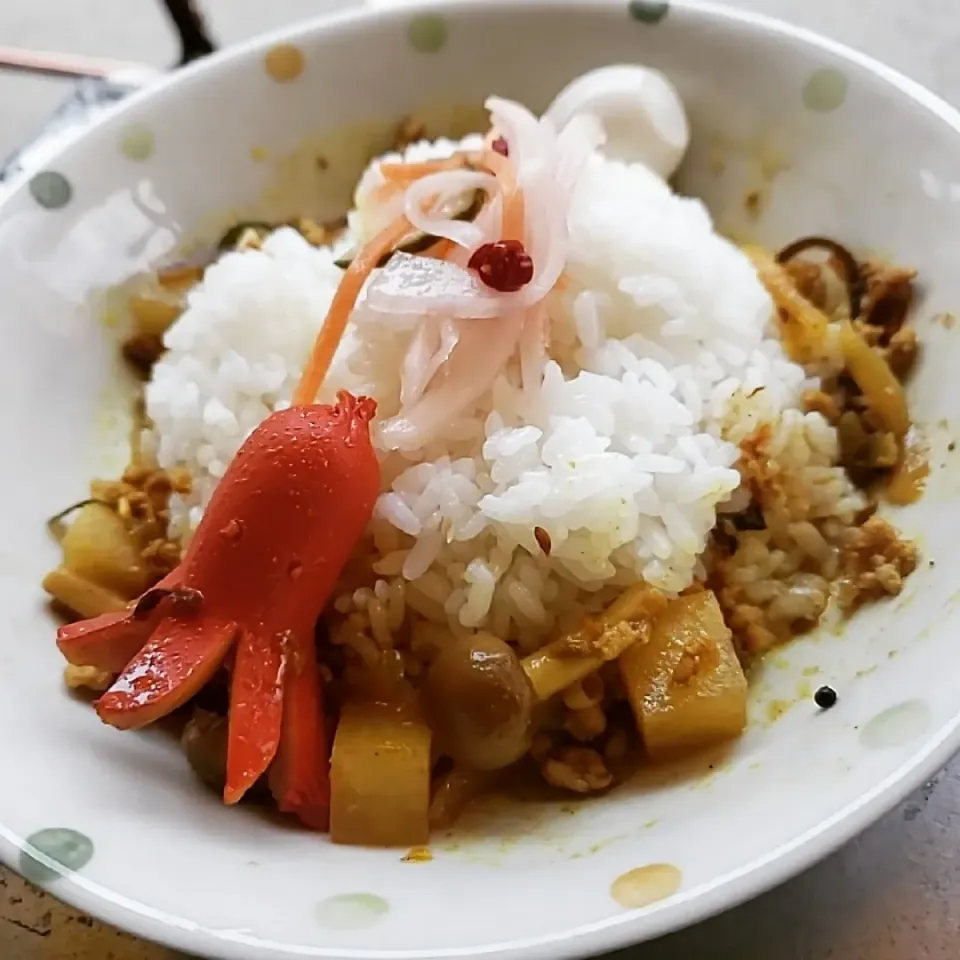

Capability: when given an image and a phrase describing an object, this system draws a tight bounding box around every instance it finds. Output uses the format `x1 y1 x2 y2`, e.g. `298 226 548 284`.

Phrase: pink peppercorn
468 240 535 293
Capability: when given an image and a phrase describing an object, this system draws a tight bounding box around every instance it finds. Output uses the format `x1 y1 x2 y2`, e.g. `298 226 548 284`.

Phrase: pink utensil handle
0 46 146 80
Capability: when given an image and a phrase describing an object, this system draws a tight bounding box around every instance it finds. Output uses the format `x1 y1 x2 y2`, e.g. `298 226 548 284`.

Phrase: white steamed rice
143 139 857 648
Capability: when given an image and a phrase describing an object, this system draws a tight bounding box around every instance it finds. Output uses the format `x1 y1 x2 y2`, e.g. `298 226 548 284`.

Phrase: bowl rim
3 1 960 958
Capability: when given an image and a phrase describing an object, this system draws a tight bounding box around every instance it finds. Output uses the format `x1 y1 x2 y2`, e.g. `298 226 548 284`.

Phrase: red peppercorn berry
468 240 535 293
491 136 509 157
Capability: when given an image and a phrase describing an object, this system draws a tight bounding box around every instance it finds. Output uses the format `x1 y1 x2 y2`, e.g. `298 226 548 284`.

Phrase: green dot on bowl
28 171 72 210
20 828 94 884
803 68 848 113
120 124 155 162
860 700 931 750
628 0 669 24
408 13 448 54
316 893 389 930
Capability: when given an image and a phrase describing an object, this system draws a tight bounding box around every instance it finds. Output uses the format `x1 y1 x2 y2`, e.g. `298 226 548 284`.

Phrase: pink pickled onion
362 98 606 445
403 169 500 250
555 112 605 197
486 96 555 187
365 253 498 318
379 310 525 451
400 316 460 406
367 102 599 319
450 190 504 267
519 302 548 396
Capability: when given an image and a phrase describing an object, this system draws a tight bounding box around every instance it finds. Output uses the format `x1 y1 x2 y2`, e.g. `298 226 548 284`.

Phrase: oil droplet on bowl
860 699 931 749
610 863 682 909
402 845 433 863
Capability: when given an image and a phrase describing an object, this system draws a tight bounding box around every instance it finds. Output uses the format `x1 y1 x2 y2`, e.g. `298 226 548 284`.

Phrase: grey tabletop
3 1 960 958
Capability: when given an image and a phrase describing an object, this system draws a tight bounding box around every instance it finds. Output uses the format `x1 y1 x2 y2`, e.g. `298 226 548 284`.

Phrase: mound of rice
144 142 862 651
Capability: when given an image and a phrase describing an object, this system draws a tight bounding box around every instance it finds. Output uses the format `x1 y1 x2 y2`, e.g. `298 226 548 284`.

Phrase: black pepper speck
814 685 838 709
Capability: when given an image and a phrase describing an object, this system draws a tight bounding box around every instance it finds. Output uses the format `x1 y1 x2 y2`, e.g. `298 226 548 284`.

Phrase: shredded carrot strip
379 156 468 184
425 238 455 261
481 149 524 243
370 158 469 212
292 215 413 406
373 157 474 209
293 136 530 405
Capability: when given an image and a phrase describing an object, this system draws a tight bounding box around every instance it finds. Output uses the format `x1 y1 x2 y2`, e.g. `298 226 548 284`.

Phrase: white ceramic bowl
2 2 960 958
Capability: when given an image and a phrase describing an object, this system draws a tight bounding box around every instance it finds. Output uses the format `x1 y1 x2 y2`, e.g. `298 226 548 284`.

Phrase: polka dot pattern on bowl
803 68 848 112
28 171 72 210
408 13 448 53
19 828 94 885
860 700 932 749
628 0 669 24
119 124 155 162
264 43 305 83
316 893 389 930
610 863 682 909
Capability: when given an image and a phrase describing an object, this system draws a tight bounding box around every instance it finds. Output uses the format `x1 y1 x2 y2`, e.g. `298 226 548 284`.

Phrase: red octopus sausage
60 391 380 829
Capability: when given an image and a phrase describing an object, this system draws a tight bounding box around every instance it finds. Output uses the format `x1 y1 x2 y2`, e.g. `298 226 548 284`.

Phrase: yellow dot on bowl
802 68 848 112
250 146 269 163
265 44 304 83
610 863 682 909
